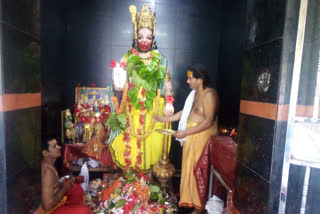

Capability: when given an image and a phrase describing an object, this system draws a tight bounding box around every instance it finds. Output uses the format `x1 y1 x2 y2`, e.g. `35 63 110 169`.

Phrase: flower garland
135 138 143 171
123 132 132 171
111 83 128 114
74 103 111 124
126 89 161 140
134 88 146 170
123 89 160 170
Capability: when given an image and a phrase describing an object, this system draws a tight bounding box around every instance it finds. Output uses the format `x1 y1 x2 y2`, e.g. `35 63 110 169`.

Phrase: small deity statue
91 95 97 107
82 123 94 143
99 99 105 107
93 99 101 118
82 123 107 160
64 109 79 144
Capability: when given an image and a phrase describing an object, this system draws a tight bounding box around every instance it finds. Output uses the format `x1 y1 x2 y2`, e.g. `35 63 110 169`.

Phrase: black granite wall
1 0 41 213
0 3 7 211
235 0 289 213
217 0 247 129
235 0 320 213
41 0 67 139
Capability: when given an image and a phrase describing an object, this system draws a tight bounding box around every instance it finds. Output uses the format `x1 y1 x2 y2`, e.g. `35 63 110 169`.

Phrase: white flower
111 207 124 214
113 63 127 90
103 200 109 208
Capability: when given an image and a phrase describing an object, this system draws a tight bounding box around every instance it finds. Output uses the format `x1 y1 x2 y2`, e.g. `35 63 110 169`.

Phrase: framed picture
75 87 110 107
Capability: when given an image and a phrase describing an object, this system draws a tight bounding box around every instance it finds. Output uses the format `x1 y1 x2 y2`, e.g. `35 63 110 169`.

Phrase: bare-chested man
154 64 218 214
40 137 90 214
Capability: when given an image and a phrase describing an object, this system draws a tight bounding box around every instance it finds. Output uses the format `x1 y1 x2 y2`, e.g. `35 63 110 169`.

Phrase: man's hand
153 114 166 123
174 130 188 139
61 177 74 191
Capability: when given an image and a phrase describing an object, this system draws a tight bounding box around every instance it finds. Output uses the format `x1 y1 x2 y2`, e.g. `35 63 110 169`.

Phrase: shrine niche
61 86 114 171
59 3 179 213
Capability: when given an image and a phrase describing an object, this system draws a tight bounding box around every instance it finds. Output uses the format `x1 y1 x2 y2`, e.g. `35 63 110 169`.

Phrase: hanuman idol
108 4 174 171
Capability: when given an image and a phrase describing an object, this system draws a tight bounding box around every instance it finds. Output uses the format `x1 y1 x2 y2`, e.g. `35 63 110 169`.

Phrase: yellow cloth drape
179 120 217 209
109 97 171 171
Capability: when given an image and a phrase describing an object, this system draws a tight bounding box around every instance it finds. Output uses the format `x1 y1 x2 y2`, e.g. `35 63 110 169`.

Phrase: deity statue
93 99 101 118
64 109 81 144
82 123 107 160
108 3 174 171
82 123 94 143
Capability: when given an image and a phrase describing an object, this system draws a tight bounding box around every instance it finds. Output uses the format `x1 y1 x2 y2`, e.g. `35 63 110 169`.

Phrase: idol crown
129 4 156 37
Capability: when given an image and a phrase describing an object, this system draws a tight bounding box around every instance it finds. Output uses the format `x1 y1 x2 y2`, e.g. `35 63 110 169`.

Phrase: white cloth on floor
205 195 224 214
79 162 89 191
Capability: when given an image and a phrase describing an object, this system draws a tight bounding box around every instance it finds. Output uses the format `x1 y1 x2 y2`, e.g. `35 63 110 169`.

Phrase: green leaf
124 49 167 111
117 114 127 130
114 188 120 194
132 71 153 91
134 100 141 110
131 203 139 213
157 66 165 81
128 55 141 63
152 51 161 61
150 192 158 202
149 184 161 193
107 113 119 132
115 199 126 208
146 90 156 100
124 50 131 58
126 63 135 76
125 171 134 177
128 87 138 104
138 67 148 79
109 202 115 209
144 98 153 110
158 197 165 204
107 113 127 132
127 176 136 183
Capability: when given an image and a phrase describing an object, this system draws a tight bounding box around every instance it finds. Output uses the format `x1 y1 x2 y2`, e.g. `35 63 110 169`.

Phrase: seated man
40 137 91 214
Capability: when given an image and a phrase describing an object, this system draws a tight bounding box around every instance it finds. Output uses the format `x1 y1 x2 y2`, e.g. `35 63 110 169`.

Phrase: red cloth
51 205 90 214
65 183 85 205
210 136 237 190
194 135 237 209
194 140 211 209
52 183 91 214
62 144 115 169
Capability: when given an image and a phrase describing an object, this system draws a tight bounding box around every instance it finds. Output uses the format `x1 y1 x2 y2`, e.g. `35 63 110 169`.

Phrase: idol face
137 27 153 52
